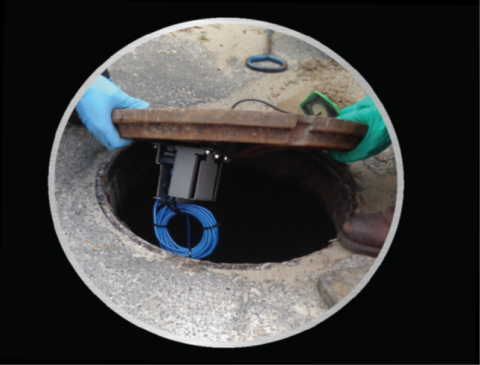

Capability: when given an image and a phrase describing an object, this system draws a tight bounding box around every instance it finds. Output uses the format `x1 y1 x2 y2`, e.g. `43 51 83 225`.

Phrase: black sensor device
154 142 229 202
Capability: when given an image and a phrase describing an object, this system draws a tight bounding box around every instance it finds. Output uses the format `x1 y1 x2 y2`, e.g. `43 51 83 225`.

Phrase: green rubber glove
328 94 391 163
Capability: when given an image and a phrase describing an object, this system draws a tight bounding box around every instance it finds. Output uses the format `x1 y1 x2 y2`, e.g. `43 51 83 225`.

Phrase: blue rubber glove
328 94 391 163
76 75 149 150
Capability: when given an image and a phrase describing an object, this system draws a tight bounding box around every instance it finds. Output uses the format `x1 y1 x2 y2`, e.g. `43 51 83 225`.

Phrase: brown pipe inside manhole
97 141 358 264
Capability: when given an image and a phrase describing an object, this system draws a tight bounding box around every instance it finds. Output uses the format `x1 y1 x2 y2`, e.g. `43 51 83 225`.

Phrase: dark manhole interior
110 142 337 264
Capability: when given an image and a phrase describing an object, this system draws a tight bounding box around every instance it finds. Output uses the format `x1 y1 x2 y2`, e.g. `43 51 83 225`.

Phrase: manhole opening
103 142 344 264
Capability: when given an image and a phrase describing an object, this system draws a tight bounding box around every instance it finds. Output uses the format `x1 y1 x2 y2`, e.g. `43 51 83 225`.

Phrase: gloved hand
76 75 149 150
328 94 391 163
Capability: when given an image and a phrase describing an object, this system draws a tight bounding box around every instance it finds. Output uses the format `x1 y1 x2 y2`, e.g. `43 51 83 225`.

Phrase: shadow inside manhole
101 142 340 264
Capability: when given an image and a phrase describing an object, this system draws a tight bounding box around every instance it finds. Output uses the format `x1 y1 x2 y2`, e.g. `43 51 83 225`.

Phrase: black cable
231 99 293 114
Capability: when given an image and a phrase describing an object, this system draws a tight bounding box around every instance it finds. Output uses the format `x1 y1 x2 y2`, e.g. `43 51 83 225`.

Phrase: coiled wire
153 199 219 259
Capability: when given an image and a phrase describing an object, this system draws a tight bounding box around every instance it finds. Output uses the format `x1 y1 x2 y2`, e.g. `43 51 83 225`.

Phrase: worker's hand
76 75 149 150
328 94 391 163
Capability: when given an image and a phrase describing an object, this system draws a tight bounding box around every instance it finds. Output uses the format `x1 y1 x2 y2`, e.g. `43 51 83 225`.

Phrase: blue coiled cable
153 199 219 259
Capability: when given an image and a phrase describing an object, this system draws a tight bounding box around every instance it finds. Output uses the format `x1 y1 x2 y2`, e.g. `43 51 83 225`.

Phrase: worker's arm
328 94 391 163
75 73 149 150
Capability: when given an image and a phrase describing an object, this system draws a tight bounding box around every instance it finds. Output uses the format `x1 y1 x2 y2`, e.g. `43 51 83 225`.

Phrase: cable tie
203 223 221 230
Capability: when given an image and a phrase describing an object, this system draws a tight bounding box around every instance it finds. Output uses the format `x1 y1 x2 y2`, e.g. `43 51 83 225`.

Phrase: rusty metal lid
112 108 367 150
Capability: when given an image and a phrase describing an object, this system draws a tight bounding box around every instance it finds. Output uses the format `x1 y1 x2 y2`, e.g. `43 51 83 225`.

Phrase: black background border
2 0 479 363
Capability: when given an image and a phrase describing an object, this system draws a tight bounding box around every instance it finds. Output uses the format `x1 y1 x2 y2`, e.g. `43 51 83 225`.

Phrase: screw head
214 154 219 159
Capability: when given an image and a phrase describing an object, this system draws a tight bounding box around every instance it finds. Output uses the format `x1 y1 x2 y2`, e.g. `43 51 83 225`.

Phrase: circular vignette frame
48 17 404 348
